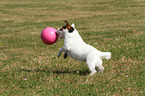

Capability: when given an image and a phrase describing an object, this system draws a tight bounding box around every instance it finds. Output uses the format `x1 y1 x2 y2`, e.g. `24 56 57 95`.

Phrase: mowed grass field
0 0 145 95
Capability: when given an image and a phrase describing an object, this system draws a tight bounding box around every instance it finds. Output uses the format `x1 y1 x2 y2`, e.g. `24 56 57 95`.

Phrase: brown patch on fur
64 21 71 29
64 21 74 32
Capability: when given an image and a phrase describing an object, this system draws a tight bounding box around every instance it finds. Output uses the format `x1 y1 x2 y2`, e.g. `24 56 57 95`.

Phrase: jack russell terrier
56 21 111 75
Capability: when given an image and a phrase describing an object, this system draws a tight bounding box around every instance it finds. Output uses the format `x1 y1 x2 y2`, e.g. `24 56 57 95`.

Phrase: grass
0 0 145 95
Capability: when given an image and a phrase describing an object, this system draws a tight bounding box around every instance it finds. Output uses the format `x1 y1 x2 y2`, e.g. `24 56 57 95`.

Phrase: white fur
57 23 111 75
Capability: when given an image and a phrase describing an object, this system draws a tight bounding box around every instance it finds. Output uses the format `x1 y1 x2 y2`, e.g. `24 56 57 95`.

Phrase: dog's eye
60 28 63 31
68 27 74 33
60 25 66 31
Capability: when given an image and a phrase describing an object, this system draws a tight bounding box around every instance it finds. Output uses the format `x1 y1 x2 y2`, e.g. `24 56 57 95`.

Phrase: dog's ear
71 23 75 28
64 21 74 33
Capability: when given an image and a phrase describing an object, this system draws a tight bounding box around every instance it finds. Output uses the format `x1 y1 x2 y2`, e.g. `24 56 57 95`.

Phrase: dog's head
57 21 75 39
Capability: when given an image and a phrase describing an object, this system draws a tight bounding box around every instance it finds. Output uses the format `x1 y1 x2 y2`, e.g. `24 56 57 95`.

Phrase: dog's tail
100 52 111 60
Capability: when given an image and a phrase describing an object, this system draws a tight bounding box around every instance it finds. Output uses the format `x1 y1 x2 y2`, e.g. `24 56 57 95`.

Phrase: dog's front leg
57 47 68 57
63 52 68 59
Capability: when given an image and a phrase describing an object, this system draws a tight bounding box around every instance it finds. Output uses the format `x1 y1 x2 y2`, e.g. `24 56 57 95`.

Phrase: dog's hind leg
89 66 97 76
97 64 104 73
96 58 104 73
86 55 97 75
87 52 105 75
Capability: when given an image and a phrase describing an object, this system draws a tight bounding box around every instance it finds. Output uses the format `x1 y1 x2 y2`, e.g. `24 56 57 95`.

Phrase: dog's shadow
21 68 90 76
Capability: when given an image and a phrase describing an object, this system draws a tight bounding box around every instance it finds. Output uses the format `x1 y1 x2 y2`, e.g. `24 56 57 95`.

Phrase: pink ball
41 27 58 45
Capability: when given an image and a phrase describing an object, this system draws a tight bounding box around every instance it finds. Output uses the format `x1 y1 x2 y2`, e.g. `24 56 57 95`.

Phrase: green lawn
0 0 145 95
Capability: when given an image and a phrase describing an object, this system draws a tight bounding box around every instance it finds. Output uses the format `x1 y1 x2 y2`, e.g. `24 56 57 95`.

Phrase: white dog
57 21 111 75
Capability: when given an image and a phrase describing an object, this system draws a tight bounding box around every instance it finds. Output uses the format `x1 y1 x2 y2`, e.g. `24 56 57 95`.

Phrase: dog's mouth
56 32 59 36
56 28 62 36
56 31 60 36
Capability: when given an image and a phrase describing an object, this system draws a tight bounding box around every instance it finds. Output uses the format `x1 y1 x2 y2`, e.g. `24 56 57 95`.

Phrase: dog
56 21 111 75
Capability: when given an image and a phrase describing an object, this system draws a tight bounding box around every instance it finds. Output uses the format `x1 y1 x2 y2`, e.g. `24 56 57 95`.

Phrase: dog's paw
63 52 67 59
57 52 61 57
90 70 97 76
